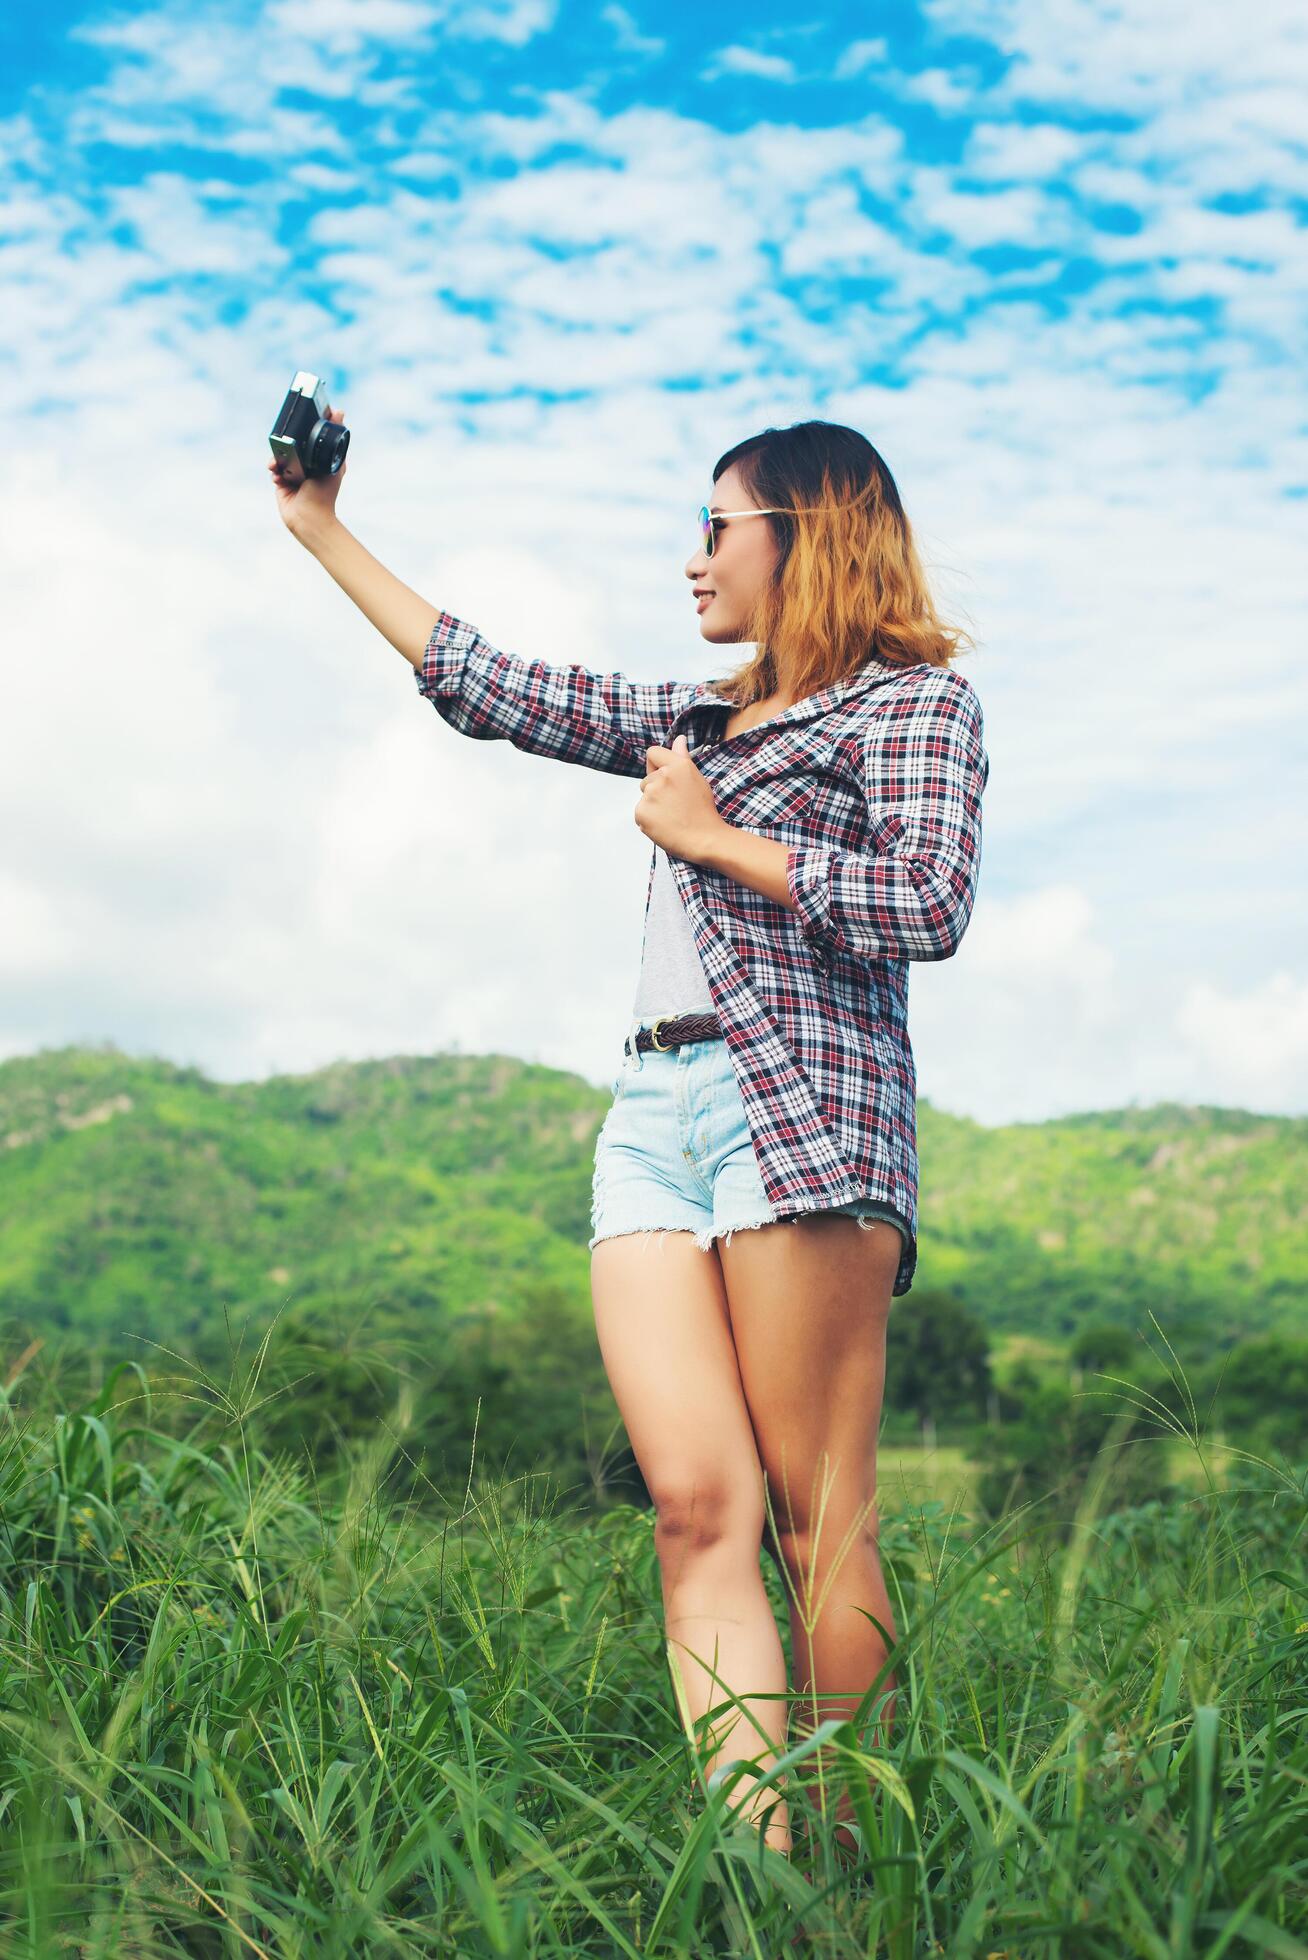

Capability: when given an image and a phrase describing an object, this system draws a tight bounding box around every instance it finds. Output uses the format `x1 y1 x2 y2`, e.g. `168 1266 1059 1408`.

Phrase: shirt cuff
786 846 836 966
413 611 478 702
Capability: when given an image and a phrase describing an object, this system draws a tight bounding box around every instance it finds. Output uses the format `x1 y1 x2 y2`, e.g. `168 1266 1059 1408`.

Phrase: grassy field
874 1444 975 1513
1 1354 1305 1957
877 1438 1249 1515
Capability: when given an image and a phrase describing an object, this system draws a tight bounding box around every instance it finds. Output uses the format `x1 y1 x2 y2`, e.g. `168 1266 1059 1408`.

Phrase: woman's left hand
635 735 727 863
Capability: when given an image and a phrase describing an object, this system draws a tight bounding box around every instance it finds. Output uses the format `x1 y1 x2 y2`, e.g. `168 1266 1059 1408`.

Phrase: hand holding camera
268 371 351 546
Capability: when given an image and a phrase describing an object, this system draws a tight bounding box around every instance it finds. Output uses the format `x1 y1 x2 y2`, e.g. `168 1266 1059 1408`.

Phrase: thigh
715 1215 900 1543
590 1232 767 1542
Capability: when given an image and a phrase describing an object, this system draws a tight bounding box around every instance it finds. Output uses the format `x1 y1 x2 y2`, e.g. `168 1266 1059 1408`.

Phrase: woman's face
684 462 780 646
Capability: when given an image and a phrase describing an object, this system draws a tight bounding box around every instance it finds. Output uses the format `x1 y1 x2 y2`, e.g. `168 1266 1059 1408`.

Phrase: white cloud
264 0 436 50
833 39 888 81
702 45 798 84
908 172 1063 248
965 887 1115 997
963 119 1086 180
1176 975 1308 1108
896 66 983 115
447 0 558 44
0 872 75 979
908 886 1121 1121
923 0 1308 108
0 1 1304 1124
602 4 664 58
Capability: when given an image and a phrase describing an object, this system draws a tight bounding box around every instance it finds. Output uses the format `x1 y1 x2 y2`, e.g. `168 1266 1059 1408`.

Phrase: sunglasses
698 504 785 558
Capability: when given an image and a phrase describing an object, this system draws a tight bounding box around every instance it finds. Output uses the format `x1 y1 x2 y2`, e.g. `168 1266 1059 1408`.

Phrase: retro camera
268 371 350 484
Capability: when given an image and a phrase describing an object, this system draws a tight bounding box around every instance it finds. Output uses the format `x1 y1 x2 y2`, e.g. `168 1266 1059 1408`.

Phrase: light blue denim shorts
588 1018 910 1257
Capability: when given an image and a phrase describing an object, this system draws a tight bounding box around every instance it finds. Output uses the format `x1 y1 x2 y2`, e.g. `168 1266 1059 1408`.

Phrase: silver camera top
288 371 329 413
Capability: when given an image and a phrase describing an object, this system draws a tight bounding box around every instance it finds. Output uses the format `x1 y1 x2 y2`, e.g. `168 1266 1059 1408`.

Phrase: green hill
1 1042 1302 1360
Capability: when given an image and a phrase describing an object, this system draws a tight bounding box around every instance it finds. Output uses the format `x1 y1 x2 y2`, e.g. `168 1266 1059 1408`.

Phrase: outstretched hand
268 404 347 543
635 734 726 863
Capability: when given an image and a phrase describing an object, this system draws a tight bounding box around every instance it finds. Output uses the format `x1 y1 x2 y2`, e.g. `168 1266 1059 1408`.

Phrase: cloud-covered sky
1 0 1305 1123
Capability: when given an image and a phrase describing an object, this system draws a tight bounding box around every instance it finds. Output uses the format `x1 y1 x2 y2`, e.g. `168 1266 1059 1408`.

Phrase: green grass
873 1445 975 1512
1 1337 1305 1957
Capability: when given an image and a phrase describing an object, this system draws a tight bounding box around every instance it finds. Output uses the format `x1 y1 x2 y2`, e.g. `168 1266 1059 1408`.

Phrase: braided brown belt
626 1012 724 1056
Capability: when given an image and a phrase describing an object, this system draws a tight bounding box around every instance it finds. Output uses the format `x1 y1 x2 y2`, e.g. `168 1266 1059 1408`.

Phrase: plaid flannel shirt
415 610 989 1297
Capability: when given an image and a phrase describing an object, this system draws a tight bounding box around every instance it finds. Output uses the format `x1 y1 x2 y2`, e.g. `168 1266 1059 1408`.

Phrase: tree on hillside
885 1289 992 1426
1070 1321 1140 1376
971 1377 1176 1529
1199 1334 1308 1459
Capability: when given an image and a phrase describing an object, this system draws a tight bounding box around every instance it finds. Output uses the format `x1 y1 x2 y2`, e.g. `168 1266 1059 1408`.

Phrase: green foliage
1194 1333 1308 1459
1070 1319 1141 1375
112 1283 631 1516
970 1376 1173 1525
971 1318 1212 1526
3 1044 1305 1378
0 1353 1304 1955
916 1093 1307 1345
885 1289 993 1425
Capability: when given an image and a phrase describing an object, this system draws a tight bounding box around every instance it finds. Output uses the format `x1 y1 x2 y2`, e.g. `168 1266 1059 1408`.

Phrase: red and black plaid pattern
415 610 990 1297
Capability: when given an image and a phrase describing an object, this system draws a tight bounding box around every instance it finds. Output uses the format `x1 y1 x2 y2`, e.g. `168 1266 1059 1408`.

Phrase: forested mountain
1 1043 1301 1361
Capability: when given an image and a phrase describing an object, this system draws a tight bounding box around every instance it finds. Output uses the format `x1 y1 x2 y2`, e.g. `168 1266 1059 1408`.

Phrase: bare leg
658 1516 792 1850
591 1231 793 1852
718 1213 902 1851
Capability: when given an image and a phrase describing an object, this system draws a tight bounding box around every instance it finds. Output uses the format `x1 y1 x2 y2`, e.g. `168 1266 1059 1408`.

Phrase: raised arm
412 610 700 779
275 465 696 778
785 670 989 964
304 517 443 672
269 419 443 670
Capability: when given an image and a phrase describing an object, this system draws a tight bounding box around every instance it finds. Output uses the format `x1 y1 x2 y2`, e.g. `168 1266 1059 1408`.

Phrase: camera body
269 371 350 483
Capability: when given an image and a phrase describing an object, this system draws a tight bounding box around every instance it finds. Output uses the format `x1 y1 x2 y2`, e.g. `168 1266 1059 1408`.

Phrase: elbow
925 894 979 961
918 926 961 963
792 846 976 966
899 861 975 962
901 931 954 964
821 910 960 966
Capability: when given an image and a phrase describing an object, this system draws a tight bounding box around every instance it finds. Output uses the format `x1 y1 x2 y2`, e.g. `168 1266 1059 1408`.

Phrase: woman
269 416 989 1861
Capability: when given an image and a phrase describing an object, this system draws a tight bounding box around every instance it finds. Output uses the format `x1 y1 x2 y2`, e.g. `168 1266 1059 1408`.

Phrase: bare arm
268 407 436 668
269 423 699 776
303 516 438 670
700 826 797 913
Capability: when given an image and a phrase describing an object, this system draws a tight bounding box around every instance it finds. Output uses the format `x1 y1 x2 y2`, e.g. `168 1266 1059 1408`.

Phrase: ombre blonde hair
708 420 976 707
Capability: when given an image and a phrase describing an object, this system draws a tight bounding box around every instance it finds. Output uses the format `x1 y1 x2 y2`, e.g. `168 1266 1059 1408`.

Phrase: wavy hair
707 420 975 706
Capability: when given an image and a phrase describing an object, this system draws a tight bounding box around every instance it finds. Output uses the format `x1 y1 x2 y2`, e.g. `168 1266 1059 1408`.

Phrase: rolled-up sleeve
785 673 989 964
415 610 697 780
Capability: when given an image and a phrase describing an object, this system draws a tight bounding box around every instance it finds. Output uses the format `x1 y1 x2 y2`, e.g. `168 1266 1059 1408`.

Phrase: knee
768 1504 881 1575
651 1478 764 1555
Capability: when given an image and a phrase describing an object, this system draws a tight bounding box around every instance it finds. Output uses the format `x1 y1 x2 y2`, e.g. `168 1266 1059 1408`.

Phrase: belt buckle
649 1015 674 1051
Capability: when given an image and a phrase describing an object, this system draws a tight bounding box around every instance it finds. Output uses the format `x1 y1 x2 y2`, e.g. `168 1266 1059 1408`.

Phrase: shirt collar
688 652 912 732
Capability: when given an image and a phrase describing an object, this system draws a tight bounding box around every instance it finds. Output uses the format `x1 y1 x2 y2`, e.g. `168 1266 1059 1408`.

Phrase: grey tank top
631 845 715 1020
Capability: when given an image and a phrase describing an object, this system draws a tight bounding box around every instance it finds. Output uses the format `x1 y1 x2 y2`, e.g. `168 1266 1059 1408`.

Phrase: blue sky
1 0 1305 1123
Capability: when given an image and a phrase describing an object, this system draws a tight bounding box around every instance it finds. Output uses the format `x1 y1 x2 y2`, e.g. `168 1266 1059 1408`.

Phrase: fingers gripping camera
269 371 351 484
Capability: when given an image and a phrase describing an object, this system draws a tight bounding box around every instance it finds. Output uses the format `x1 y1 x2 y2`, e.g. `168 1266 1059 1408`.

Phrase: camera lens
310 419 350 476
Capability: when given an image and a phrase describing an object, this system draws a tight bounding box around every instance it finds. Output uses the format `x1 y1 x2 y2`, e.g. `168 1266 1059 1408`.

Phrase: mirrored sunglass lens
699 507 713 555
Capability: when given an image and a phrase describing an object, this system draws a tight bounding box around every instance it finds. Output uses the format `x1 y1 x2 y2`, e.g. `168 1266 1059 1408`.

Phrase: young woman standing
270 416 989 1862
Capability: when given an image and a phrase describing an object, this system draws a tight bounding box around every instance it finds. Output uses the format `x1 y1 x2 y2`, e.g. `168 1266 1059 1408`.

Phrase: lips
696 592 715 612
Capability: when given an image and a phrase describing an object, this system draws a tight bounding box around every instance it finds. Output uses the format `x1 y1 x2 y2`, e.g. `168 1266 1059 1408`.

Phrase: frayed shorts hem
588 1214 776 1256
588 1025 913 1280
586 1211 897 1256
